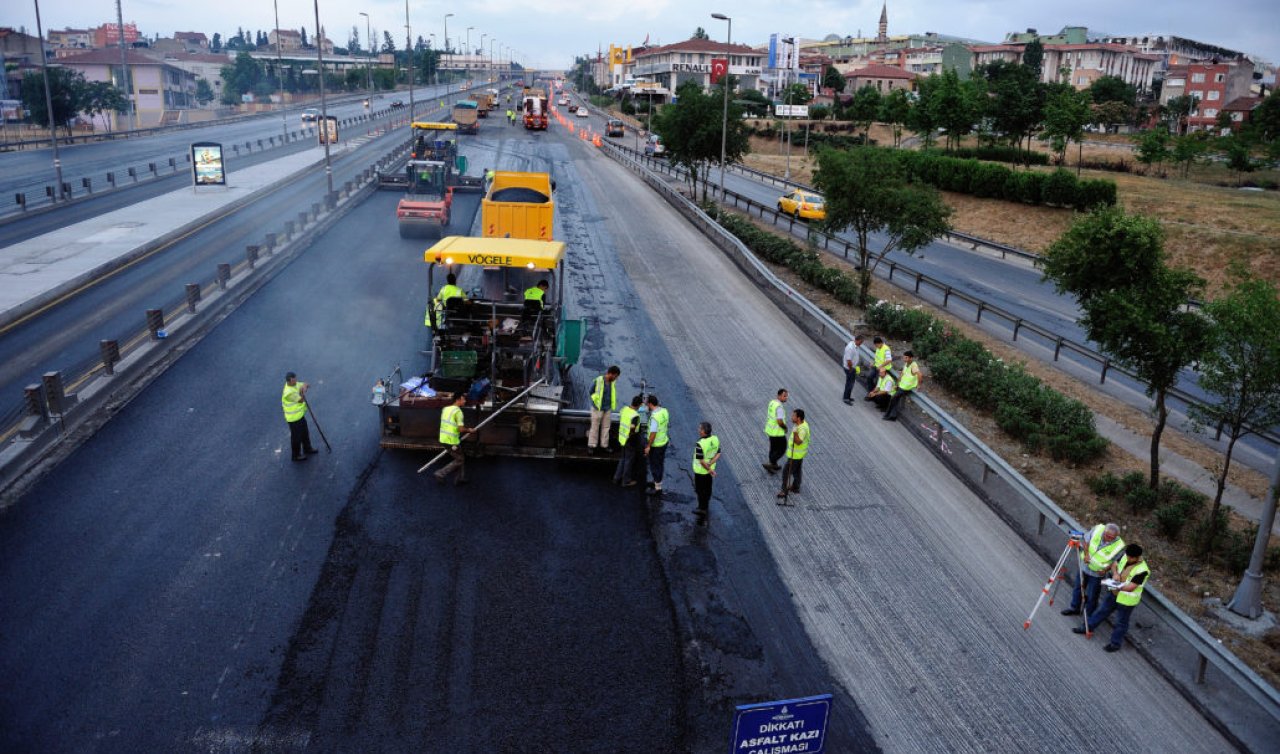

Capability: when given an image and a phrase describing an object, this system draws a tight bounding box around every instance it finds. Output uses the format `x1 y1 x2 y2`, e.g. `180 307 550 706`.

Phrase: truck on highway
374 235 604 461
482 172 555 241
378 122 485 238
521 87 549 131
452 100 479 134
475 90 497 117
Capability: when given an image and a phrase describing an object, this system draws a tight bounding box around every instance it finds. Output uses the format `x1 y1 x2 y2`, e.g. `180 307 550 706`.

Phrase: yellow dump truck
481 171 555 241
475 90 497 117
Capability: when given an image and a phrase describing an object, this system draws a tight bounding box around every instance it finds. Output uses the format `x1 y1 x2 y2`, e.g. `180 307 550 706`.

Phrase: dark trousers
694 473 713 513
1069 572 1106 616
781 457 804 492
842 367 859 401
767 435 786 466
288 417 314 458
648 444 667 485
1087 595 1136 647
864 369 880 392
614 437 643 484
866 393 891 412
884 388 913 420
437 446 466 483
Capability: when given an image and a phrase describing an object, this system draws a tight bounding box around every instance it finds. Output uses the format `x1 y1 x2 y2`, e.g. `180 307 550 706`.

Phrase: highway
0 100 1239 751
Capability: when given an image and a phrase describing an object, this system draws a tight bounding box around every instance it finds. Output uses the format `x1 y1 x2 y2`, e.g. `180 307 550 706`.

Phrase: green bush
1119 471 1147 494
895 148 1116 210
1042 169 1078 207
1088 472 1124 497
1154 503 1193 540
944 145 1051 165
1018 171 1047 204
1076 179 1118 211
1221 526 1257 576
1125 484 1159 514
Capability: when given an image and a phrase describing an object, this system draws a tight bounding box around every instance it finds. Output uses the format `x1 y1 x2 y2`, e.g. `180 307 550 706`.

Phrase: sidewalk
0 141 364 330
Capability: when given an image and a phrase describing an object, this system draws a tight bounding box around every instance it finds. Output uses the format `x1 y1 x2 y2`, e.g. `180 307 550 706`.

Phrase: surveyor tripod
1024 530 1092 637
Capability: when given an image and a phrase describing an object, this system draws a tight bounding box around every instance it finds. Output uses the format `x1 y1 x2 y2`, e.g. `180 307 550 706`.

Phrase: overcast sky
10 0 1278 71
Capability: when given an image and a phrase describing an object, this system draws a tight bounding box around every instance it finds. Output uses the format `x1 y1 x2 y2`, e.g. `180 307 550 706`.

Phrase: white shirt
843 341 867 370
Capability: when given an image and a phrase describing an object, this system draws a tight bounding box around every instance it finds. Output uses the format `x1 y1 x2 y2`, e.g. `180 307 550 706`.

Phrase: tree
906 74 940 147
847 85 881 142
194 77 215 106
1134 127 1171 175
879 88 911 147
1088 75 1136 106
20 68 83 135
1022 38 1045 79
823 65 845 94
1220 133 1257 177
653 79 750 202
1043 207 1210 489
931 69 976 150
211 33 222 52
219 52 265 104
300 26 308 48
692 27 709 40
348 26 362 54
1189 273 1280 556
1251 91 1280 143
1092 100 1133 133
1162 94 1199 134
737 88 771 118
978 59 1044 162
814 147 952 307
81 80 128 131
1043 86 1091 173
383 31 396 53
781 83 812 106
1171 132 1210 178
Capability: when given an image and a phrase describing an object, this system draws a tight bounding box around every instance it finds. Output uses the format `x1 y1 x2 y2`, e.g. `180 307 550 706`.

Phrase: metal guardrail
617 145 1279 456
599 137 1280 752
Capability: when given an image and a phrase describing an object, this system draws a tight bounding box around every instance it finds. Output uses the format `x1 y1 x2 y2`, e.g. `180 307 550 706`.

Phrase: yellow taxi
777 190 826 221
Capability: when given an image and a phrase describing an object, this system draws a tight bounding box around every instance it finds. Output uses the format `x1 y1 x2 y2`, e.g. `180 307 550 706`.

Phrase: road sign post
730 693 831 754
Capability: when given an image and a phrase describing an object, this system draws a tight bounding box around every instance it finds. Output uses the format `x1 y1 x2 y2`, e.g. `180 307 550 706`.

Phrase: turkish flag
710 58 728 84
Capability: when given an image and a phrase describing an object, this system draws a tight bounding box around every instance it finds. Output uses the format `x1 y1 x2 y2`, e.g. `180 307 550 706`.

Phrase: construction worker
485 167 496 184
762 388 788 474
883 350 921 421
1073 544 1150 652
865 365 897 413
866 336 893 392
777 409 810 500
435 393 474 486
282 372 319 462
613 394 644 487
588 365 620 454
1062 523 1126 618
644 394 670 495
843 334 867 405
693 422 721 525
506 108 514 125
523 279 549 307
428 272 466 328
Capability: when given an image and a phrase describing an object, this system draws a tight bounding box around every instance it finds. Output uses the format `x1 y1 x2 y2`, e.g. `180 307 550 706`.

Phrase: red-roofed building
173 32 208 50
54 48 196 128
1161 59 1256 131
91 22 140 48
1221 96 1263 132
631 38 765 99
839 63 917 94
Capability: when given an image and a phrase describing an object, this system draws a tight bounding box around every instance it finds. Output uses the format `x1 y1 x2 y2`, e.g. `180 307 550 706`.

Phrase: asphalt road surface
0 117 862 751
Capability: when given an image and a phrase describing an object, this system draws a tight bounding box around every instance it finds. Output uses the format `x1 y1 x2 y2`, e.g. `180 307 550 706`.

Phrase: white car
300 108 320 123
558 98 569 106
575 107 589 118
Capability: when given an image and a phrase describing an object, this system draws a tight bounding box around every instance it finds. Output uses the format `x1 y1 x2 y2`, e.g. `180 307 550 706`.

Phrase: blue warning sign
730 693 832 754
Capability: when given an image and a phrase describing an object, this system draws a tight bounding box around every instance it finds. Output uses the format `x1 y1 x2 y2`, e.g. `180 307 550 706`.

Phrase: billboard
191 142 225 186
319 115 339 144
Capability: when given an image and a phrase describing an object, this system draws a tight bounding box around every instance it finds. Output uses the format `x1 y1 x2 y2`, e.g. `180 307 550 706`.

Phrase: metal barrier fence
614 145 1280 456
598 138 1280 753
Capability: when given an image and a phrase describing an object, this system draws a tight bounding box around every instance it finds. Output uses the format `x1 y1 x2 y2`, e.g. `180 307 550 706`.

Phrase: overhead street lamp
31 0 64 201
358 12 373 97
114 0 134 131
712 13 732 203
479 33 486 80
404 0 415 117
312 0 333 193
273 0 288 145
782 36 795 181
443 13 453 93
466 27 474 72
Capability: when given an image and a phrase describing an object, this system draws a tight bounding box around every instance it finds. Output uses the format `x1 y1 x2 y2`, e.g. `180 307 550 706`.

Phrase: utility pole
273 0 288 144
114 0 134 130
312 0 333 193
31 0 65 200
712 13 731 203
404 0 414 118
358 12 372 97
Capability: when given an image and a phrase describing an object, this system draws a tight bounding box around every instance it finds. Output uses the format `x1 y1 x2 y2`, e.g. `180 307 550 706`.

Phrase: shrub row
865 301 1108 463
712 209 861 306
942 145 1050 166
745 125 873 149
896 150 1117 210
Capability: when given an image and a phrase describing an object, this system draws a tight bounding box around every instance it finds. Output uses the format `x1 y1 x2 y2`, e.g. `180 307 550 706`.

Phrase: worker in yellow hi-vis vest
588 365 620 454
282 372 319 462
1073 544 1150 653
777 408 809 502
435 393 474 486
883 350 922 422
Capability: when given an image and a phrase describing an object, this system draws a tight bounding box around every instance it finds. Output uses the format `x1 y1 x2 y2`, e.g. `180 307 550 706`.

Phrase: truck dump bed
481 172 555 241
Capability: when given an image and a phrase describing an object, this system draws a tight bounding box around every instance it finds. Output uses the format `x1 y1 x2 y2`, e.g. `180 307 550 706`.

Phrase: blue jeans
1069 572 1105 615
842 367 859 401
1087 595 1136 647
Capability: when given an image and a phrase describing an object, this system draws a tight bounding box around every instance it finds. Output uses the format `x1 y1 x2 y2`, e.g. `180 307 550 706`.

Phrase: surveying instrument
1024 530 1093 637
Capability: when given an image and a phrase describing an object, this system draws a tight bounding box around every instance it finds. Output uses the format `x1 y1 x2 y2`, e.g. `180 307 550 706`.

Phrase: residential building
1 27 45 100
1161 59 1256 131
1221 96 1263 131
55 48 196 128
631 38 764 101
155 51 232 104
969 41 1157 93
269 29 303 52
840 63 917 93
47 28 92 50
173 32 209 51
1101 33 1246 86
91 22 140 48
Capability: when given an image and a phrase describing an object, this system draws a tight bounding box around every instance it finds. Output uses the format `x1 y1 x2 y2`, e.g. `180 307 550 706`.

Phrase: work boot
762 463 777 474
305 447 320 454
695 510 708 526
434 474 446 486
1061 608 1081 616
1072 626 1088 635
293 455 309 462
1104 643 1121 652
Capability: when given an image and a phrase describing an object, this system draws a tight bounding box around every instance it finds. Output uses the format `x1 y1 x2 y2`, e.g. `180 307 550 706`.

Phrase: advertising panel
319 115 339 144
191 142 225 186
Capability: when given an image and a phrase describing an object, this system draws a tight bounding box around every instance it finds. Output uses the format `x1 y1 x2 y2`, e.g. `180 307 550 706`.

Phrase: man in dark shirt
1072 544 1150 652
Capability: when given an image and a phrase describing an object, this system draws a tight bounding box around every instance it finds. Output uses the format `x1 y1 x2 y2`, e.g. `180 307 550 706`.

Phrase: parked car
644 133 666 157
777 190 826 221
575 107 590 118
301 108 320 123
606 119 625 137
390 99 405 109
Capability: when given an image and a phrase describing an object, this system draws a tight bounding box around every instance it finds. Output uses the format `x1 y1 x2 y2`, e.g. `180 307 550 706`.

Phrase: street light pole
114 0 134 130
442 13 453 94
273 0 288 145
712 13 731 203
404 0 414 118
783 36 794 181
480 33 486 81
1227 454 1280 618
31 0 64 201
358 12 372 97
466 27 473 80
312 0 333 193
